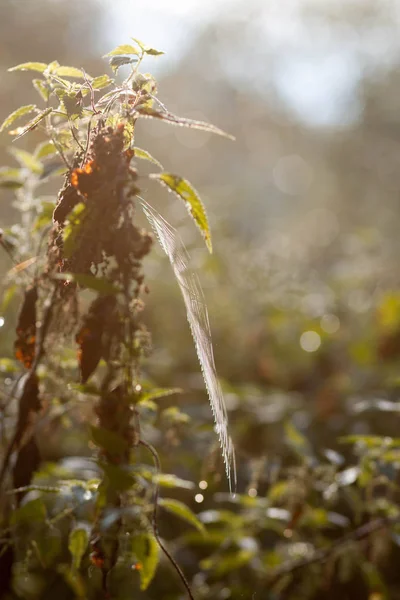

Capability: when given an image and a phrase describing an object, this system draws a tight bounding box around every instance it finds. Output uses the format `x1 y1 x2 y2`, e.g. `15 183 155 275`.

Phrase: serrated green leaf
104 44 140 57
9 62 48 73
131 533 160 590
0 104 36 133
68 526 89 570
11 107 53 142
135 105 235 140
32 78 50 101
9 148 43 175
61 92 83 119
151 173 212 252
46 60 60 73
159 498 206 535
11 498 46 525
91 74 113 90
131 38 164 56
90 426 128 456
53 273 119 294
109 56 137 74
47 74 71 90
54 66 86 79
133 147 163 169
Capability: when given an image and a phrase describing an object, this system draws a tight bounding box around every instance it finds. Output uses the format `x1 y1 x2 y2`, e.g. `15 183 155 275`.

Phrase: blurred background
2 0 400 597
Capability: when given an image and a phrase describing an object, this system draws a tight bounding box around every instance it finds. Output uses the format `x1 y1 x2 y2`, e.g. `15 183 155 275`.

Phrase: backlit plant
0 39 235 598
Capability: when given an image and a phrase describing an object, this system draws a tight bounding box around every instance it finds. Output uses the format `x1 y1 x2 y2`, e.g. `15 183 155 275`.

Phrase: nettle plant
0 40 235 598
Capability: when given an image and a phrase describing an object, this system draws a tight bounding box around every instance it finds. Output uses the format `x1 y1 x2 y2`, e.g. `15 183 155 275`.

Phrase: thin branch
139 438 195 600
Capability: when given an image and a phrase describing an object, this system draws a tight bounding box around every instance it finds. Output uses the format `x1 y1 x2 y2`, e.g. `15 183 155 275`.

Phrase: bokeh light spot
300 331 321 352
321 313 340 334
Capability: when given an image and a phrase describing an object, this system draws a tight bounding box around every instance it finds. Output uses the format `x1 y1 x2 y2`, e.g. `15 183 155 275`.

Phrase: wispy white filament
139 197 236 492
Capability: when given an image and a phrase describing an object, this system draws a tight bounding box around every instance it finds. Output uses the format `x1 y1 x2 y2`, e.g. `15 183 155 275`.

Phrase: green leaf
154 474 195 490
268 481 290 502
0 167 21 179
284 420 311 456
362 562 388 596
0 357 19 373
40 161 66 180
101 463 135 492
109 56 137 74
61 92 83 119
68 526 89 570
46 60 60 73
0 180 23 189
162 406 190 425
131 73 157 94
339 435 397 448
54 273 119 295
206 549 256 577
131 533 160 590
135 106 235 140
32 78 50 101
1 285 17 313
91 74 113 90
54 66 86 79
35 140 57 159
9 62 48 73
104 44 140 57
47 74 72 90
139 387 182 403
57 563 86 597
133 147 163 169
131 38 164 56
144 48 164 56
0 167 23 188
9 148 43 175
159 498 206 535
0 104 36 133
11 498 46 525
63 203 86 258
11 107 53 141
151 173 212 252
90 426 129 456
